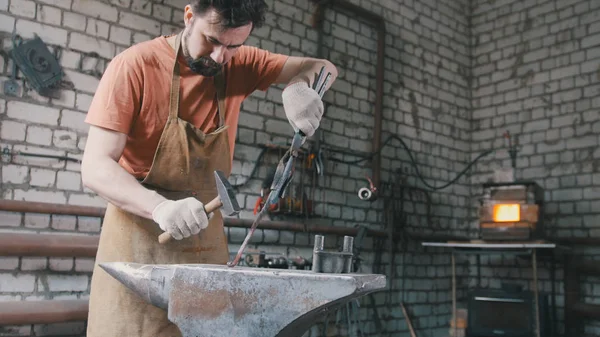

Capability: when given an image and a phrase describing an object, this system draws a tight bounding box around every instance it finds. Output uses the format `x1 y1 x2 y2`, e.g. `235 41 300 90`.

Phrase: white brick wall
0 274 36 292
471 0 600 335
3 0 592 336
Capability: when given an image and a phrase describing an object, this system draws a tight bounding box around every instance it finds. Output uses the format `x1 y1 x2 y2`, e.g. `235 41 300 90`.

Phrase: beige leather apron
86 32 231 337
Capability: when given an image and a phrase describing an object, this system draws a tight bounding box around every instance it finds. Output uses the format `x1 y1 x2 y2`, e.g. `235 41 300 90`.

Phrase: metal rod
227 206 268 267
452 252 457 337
551 254 557 337
313 66 324 90
401 302 417 337
372 23 385 189
318 73 331 98
533 248 541 337
343 236 353 253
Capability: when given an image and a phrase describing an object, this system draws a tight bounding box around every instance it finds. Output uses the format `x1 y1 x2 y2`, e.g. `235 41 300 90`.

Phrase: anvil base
99 262 386 337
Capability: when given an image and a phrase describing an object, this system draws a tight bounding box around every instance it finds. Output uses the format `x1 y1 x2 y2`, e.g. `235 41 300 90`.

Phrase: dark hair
191 0 268 29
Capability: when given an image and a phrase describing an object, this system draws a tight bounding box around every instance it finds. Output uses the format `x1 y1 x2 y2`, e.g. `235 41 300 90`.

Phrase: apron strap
214 70 226 127
169 32 183 121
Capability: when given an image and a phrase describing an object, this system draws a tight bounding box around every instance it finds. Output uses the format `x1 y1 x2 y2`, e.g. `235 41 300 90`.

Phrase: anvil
99 262 386 337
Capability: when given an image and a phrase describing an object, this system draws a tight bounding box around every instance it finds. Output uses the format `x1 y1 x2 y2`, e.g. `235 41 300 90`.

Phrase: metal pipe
0 199 105 217
373 20 385 189
533 249 541 337
0 300 88 325
0 228 470 258
224 217 381 237
312 0 385 189
225 217 469 242
0 232 99 257
0 200 472 258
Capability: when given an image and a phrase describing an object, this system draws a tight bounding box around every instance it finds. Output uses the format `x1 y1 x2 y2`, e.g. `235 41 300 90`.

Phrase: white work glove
151 197 210 240
281 81 324 137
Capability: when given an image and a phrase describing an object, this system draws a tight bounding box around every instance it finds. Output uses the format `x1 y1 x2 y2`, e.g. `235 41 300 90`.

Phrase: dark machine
467 285 551 337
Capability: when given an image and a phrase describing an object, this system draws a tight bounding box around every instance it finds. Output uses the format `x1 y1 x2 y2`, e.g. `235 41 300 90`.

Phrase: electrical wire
328 134 496 191
232 132 495 192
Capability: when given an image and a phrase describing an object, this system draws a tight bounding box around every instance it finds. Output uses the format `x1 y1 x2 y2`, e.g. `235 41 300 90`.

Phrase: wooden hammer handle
157 196 222 244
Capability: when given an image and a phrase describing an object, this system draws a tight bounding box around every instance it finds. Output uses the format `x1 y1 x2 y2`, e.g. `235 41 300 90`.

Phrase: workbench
422 240 561 337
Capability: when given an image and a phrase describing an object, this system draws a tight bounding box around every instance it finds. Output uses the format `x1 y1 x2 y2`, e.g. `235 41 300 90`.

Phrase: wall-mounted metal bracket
3 55 21 96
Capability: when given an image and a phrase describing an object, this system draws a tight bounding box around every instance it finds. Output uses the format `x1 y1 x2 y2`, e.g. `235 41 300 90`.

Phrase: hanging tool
253 167 278 215
228 66 331 267
228 130 305 267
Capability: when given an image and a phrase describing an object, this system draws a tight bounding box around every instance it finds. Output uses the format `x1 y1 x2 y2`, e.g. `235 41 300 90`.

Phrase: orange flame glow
493 204 520 222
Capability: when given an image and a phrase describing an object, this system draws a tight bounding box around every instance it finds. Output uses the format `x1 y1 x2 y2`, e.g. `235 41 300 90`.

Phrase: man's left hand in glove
278 59 338 138
282 81 324 137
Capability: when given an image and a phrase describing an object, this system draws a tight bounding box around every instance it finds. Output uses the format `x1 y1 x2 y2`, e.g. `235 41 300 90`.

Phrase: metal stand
422 241 557 337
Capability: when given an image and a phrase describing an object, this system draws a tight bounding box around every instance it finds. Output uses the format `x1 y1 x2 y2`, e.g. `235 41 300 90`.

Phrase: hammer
158 170 240 244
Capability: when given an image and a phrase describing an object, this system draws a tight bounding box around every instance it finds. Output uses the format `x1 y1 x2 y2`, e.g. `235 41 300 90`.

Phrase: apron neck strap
213 70 226 127
169 31 227 127
169 32 183 120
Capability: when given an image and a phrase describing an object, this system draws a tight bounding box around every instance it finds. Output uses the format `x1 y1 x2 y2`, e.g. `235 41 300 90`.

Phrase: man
81 1 337 336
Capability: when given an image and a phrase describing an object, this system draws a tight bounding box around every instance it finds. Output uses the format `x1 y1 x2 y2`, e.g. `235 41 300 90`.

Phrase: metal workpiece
312 235 354 274
99 262 386 337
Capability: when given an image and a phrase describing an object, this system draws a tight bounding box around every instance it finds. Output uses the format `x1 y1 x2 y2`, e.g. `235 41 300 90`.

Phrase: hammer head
213 170 241 216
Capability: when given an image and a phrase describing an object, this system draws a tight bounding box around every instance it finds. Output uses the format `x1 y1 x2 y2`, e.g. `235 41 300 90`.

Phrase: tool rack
256 142 322 218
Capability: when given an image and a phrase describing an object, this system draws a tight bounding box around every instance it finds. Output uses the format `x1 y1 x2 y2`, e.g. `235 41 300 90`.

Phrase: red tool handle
157 196 222 244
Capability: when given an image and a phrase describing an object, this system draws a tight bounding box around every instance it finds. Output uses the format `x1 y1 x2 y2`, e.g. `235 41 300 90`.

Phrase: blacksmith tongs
228 66 331 267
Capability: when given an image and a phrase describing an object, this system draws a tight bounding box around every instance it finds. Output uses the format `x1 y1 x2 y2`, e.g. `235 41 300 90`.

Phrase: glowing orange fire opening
493 204 520 222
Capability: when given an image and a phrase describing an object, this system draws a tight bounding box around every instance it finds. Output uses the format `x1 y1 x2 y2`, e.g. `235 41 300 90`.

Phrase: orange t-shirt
85 35 288 179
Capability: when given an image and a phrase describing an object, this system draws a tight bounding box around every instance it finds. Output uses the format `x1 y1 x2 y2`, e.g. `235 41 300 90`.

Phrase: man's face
182 7 252 77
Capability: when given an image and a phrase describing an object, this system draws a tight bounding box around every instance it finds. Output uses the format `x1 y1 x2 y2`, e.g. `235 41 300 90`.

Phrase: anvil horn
99 262 173 309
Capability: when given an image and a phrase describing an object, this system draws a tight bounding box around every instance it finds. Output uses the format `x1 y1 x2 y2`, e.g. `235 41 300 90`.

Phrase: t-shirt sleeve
84 53 143 134
236 46 288 93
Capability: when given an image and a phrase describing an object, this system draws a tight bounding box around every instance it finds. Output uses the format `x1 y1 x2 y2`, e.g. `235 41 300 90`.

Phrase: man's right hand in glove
151 197 210 240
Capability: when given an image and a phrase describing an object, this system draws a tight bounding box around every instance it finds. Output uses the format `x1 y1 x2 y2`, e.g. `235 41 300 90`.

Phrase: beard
182 30 223 77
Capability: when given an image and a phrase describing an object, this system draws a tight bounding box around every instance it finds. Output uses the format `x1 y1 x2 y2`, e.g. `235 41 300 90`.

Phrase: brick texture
471 0 599 336
1 0 595 336
0 0 469 334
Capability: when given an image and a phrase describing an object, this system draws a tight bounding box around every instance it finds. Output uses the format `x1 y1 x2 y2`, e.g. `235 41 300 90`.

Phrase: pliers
228 66 331 267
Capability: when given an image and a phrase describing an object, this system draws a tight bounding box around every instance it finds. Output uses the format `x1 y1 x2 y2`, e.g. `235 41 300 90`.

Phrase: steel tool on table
228 66 331 267
158 170 240 244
